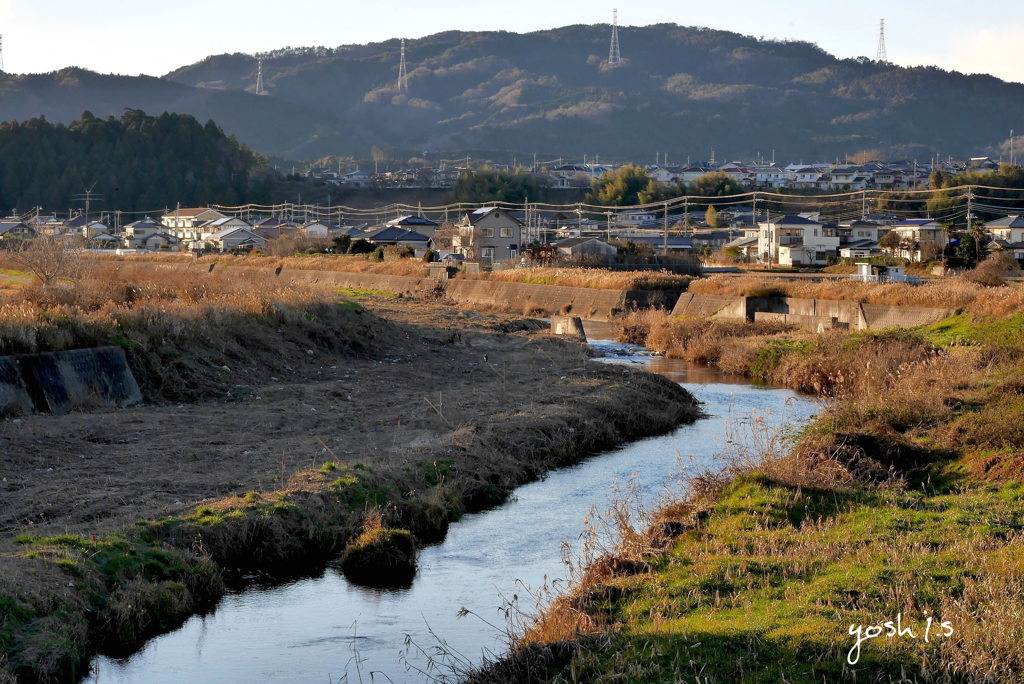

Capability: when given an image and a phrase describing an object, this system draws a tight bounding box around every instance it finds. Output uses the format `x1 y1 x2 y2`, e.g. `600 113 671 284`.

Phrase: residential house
299 220 334 238
752 165 791 189
253 218 297 241
841 219 886 243
139 233 181 252
887 219 948 261
984 215 1024 261
0 221 36 240
363 226 432 255
196 217 253 242
208 227 267 252
452 207 523 264
161 208 227 238
122 218 163 248
691 229 741 251
838 240 882 259
626 235 694 252
724 234 758 260
757 215 839 266
649 166 683 185
385 215 439 238
616 209 659 229
554 237 617 260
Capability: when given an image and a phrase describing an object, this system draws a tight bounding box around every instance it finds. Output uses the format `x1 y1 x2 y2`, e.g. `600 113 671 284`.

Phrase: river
85 322 818 683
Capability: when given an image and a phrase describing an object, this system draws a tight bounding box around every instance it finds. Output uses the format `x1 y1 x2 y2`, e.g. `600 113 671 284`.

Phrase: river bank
0 287 700 683
480 286 1024 681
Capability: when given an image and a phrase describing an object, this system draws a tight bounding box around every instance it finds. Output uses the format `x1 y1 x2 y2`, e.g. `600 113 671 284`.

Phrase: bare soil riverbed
0 297 692 543
0 292 699 683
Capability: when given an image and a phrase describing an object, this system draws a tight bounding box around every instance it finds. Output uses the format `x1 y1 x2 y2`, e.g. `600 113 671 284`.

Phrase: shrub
339 512 416 587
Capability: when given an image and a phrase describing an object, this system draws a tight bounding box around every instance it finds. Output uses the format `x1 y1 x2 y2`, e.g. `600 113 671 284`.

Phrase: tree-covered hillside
0 110 275 213
164 24 1024 161
3 25 1023 161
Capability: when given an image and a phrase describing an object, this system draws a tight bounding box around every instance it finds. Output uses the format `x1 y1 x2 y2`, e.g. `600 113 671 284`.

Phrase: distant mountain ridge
3 24 1023 161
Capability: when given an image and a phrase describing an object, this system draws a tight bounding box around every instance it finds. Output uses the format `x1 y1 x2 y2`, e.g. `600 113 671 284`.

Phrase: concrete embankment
0 346 142 417
673 293 952 330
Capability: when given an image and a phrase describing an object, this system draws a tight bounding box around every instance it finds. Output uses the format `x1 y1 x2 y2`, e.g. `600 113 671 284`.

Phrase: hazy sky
1 0 1022 83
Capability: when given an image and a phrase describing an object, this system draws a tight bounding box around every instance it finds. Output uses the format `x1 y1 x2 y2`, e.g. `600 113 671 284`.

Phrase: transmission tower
0 35 5 72
608 9 621 66
255 57 264 94
397 39 409 91
876 19 887 62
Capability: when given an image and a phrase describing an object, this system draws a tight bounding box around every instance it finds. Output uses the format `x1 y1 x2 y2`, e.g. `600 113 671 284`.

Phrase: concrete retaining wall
1 346 143 417
671 293 748 319
674 293 951 331
754 312 850 332
0 356 33 416
443 279 628 320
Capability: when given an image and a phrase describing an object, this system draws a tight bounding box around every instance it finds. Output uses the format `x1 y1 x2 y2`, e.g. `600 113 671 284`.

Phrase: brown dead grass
0 259 388 401
690 273 1024 317
464 267 694 291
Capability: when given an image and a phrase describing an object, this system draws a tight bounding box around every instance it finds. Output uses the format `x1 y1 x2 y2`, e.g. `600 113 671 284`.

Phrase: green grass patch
336 287 396 299
544 476 1022 682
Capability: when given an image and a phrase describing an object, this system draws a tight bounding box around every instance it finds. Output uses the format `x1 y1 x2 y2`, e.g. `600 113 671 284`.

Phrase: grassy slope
510 307 1024 683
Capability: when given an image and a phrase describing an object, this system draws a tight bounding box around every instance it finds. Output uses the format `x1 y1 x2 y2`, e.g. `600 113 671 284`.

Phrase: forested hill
5 25 1024 161
0 111 275 212
162 24 1024 161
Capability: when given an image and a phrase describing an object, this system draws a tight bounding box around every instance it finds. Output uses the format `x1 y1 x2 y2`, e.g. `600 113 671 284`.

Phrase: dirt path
0 298 594 543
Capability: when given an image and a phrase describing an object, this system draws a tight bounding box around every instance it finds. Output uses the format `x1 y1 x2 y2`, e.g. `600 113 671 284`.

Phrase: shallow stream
86 322 817 683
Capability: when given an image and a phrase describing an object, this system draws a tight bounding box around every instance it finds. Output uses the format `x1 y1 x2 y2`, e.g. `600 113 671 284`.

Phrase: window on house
482 228 494 238
481 247 495 261
500 227 513 238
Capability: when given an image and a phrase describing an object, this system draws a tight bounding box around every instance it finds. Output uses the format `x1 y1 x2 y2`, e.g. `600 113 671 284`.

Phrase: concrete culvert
340 517 417 588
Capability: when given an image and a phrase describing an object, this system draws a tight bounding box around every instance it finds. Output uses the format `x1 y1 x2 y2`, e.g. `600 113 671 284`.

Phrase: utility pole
1012 130 1016 167
662 202 669 256
0 34 4 72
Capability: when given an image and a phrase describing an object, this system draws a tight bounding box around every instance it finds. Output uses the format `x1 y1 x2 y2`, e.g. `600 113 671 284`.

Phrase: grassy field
481 279 1024 682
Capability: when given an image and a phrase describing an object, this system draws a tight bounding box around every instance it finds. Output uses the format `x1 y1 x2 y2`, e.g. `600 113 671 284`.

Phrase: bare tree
4 235 84 286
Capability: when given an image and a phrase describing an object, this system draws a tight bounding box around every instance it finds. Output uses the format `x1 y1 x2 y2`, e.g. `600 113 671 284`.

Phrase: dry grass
690 273 1024 317
0 259 386 400
76 252 431 277
466 267 694 291
617 308 797 366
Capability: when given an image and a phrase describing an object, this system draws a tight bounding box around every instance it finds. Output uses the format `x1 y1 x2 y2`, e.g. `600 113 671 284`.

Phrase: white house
161 208 227 238
984 215 1024 260
886 219 948 261
197 217 253 242
757 215 839 266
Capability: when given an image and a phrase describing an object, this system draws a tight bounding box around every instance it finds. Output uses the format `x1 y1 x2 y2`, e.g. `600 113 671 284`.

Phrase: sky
1 0 1022 84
